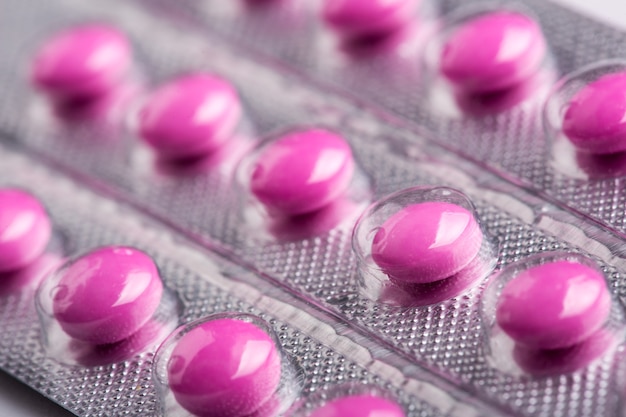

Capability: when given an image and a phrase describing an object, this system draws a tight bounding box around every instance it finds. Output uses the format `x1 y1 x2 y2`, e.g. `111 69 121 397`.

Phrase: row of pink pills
260 1 626 157
31 15 625 156
30 8 548 100
1 192 615 414
0 188 405 415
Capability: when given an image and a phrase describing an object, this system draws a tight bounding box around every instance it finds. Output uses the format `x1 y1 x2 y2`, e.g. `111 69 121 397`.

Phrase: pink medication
309 395 405 417
496 260 611 350
31 24 131 103
562 72 626 154
167 318 281 417
371 202 483 283
439 11 546 93
52 246 163 345
138 73 242 160
322 0 417 40
250 129 354 216
0 189 52 273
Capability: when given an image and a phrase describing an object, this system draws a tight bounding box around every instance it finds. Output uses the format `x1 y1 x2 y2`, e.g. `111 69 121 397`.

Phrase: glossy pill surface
440 11 546 93
322 0 417 40
138 73 242 160
52 246 163 345
496 260 611 350
0 189 52 273
31 24 131 102
167 318 281 417
563 72 626 154
250 129 354 216
309 395 405 417
371 202 483 283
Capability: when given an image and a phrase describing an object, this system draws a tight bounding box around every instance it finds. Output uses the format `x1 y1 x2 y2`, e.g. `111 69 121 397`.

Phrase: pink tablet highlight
250 129 354 216
309 395 405 417
167 318 282 417
440 11 546 93
138 73 242 161
563 72 626 154
0 188 52 273
496 260 611 350
52 246 163 345
31 24 131 103
322 0 418 40
371 202 483 283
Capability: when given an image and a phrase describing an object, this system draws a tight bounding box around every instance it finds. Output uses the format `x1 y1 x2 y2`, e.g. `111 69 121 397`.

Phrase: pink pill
440 11 546 93
0 189 52 273
371 202 483 284
250 129 354 216
138 74 242 160
31 24 131 102
309 395 405 417
562 72 626 154
322 0 417 40
496 260 611 350
167 318 282 417
52 246 163 345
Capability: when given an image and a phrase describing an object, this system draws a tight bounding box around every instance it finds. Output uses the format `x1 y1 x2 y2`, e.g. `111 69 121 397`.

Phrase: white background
2 0 626 416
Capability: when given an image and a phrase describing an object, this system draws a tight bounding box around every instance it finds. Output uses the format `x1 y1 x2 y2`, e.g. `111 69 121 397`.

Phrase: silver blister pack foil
0 0 626 417
0 142 472 417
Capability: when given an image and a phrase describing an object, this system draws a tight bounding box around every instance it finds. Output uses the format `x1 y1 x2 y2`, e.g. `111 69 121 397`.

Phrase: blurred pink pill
0 189 52 273
309 395 405 417
322 0 417 40
371 202 483 283
31 24 131 102
138 74 242 160
250 129 354 216
440 11 546 93
563 72 626 154
52 246 163 345
167 318 282 417
496 260 611 350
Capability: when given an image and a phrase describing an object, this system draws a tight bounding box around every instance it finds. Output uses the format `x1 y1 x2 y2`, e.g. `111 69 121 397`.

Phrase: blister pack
1 1 626 417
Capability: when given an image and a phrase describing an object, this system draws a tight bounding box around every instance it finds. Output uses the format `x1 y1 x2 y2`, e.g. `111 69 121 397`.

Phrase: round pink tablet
250 129 354 216
371 202 483 283
496 260 611 350
563 72 626 154
52 246 163 345
309 395 405 417
322 0 418 40
167 318 281 417
31 24 131 102
440 11 546 93
0 189 52 273
138 73 242 160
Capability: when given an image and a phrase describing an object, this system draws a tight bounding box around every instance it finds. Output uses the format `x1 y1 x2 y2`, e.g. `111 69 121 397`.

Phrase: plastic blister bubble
235 126 372 243
35 245 181 367
424 2 555 118
481 251 625 377
544 60 626 179
352 186 497 307
153 312 302 417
